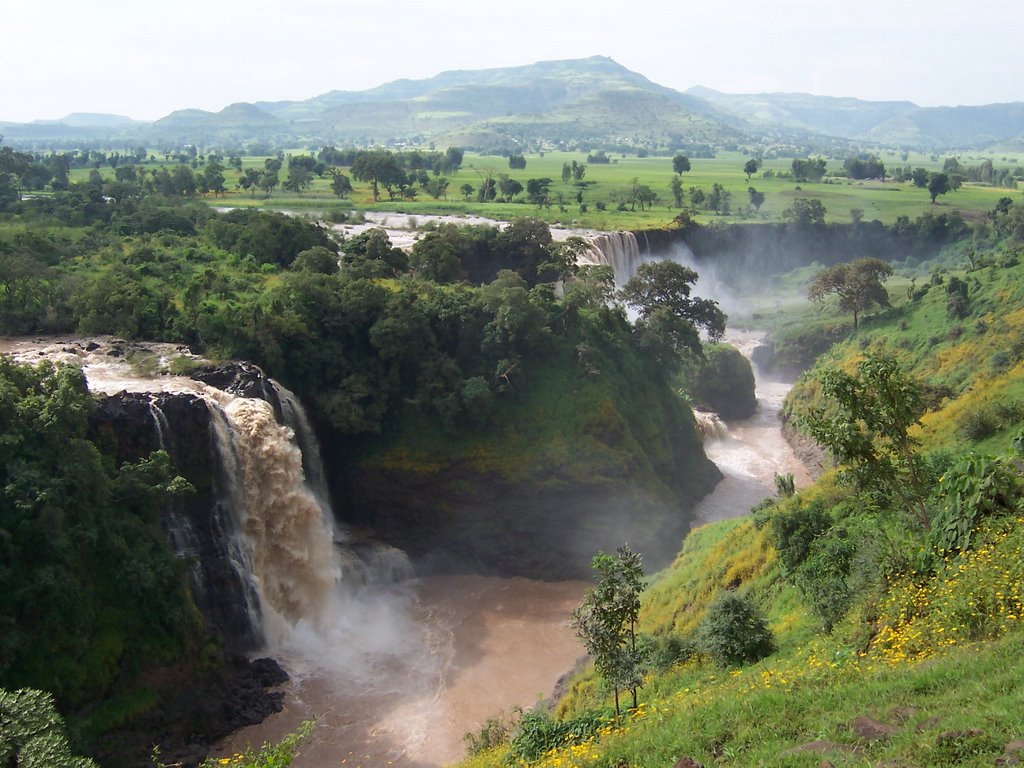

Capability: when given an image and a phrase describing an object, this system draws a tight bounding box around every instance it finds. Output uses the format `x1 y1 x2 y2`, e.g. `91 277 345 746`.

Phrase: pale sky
2 0 1021 123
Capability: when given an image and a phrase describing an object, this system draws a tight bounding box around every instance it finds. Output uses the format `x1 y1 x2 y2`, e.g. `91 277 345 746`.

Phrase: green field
67 149 1023 231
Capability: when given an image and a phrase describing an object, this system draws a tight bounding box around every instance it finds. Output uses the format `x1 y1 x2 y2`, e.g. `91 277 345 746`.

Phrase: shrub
509 708 612 762
639 633 698 672
697 592 776 666
932 453 1023 553
463 713 512 756
768 500 830 573
796 527 858 631
957 408 999 442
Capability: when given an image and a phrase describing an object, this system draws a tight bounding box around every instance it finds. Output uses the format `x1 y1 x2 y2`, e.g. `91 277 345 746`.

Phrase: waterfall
693 410 729 441
580 231 644 285
0 337 415 650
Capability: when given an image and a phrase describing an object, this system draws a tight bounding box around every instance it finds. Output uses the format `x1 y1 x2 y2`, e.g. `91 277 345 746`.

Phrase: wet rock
251 656 288 687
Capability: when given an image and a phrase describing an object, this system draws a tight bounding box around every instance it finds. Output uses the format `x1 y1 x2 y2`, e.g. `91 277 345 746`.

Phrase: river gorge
1 316 810 767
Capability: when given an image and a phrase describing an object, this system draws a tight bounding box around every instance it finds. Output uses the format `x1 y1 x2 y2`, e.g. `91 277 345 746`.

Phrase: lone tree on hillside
620 261 726 359
807 258 893 330
571 546 646 717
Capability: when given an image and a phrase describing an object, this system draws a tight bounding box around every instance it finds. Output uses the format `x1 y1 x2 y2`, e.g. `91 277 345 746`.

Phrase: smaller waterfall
580 231 644 285
694 410 729 441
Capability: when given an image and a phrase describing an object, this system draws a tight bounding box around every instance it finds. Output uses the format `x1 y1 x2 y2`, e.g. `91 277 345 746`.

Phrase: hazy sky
3 0 1021 123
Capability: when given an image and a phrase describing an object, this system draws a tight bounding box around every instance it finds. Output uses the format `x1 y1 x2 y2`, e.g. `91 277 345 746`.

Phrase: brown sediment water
214 576 588 768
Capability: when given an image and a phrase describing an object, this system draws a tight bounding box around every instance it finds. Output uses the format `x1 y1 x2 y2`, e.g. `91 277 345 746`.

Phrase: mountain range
3 56 1023 151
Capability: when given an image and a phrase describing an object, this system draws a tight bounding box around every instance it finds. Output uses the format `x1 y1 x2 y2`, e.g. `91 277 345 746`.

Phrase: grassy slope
452 240 1024 768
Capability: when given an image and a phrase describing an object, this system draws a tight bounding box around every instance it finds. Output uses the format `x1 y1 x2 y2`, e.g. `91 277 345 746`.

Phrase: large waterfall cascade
0 337 410 648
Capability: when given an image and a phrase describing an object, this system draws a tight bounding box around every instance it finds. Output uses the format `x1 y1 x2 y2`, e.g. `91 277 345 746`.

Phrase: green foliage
768 500 830 573
773 473 796 497
681 343 756 419
572 547 646 716
794 523 858 631
807 257 893 329
0 688 98 768
932 453 1023 553
800 355 929 526
155 720 314 768
697 592 776 666
508 708 612 763
620 261 726 363
463 712 512 757
0 359 197 707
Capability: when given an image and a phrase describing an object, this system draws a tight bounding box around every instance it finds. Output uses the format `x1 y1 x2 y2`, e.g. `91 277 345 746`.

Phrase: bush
795 527 858 631
509 708 613 762
932 453 1023 553
768 500 830 573
697 592 776 666
639 633 697 672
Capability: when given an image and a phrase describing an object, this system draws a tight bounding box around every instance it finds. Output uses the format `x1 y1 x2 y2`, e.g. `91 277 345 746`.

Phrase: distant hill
686 86 1024 149
3 57 1023 150
33 112 140 127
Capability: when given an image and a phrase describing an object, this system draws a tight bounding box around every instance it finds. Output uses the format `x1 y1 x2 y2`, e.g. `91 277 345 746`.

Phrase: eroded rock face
342 462 719 580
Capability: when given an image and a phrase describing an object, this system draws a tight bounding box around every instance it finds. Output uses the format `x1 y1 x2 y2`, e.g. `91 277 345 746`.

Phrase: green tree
800 355 929 527
460 182 474 200
282 166 312 194
672 154 691 174
743 158 761 181
620 261 726 360
928 172 951 203
783 198 827 227
351 150 405 201
807 257 892 330
698 593 776 666
791 157 827 183
571 546 645 717
910 167 930 188
202 161 226 196
669 175 684 207
748 187 765 211
239 168 262 197
330 171 353 199
425 176 449 200
0 688 98 768
259 170 279 197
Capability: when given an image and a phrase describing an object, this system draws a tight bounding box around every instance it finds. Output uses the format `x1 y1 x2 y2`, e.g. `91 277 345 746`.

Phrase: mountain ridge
3 56 1023 150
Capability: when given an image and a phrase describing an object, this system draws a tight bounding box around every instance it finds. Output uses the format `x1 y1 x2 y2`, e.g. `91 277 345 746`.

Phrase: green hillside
451 212 1024 768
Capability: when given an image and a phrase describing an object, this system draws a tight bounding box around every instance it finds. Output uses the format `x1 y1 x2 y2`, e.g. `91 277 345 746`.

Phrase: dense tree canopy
620 261 726 361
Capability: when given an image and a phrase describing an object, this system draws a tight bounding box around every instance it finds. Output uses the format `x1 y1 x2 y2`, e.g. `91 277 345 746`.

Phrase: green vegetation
4 111 1024 767
453 203 1024 768
0 360 198 709
571 547 645 717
